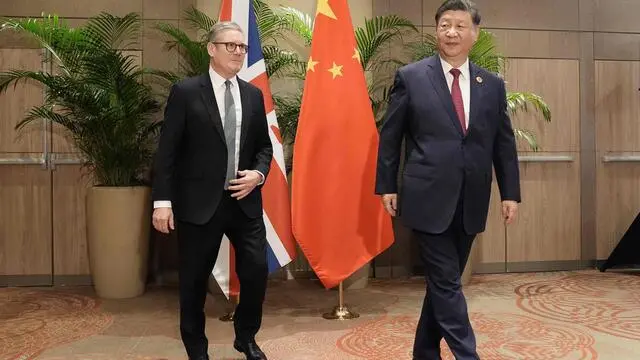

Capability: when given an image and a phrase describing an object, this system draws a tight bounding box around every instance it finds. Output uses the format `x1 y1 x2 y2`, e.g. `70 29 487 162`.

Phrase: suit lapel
426 56 464 136
199 74 226 143
468 63 483 136
237 78 251 150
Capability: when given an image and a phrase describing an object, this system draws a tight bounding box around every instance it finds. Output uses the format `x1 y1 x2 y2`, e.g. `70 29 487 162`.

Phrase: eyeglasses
212 42 249 54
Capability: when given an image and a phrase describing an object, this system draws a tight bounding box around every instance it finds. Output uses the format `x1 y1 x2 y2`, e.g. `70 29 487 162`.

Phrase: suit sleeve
251 88 273 182
493 78 521 202
151 83 186 203
375 69 409 195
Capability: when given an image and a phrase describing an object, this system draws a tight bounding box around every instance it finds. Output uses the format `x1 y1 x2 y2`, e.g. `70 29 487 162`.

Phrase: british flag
212 0 297 298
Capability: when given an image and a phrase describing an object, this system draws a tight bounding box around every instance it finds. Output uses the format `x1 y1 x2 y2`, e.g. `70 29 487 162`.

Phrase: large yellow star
307 56 319 72
327 62 343 79
316 0 337 19
352 48 361 64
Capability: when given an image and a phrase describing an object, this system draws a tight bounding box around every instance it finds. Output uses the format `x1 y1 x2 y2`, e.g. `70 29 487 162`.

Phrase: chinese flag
291 0 394 289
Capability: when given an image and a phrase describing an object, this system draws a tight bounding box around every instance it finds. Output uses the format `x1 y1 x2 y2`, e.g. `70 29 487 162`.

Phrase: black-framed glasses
212 42 249 54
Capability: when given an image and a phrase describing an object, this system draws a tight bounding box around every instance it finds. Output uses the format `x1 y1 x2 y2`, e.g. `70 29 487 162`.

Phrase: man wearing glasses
151 21 272 360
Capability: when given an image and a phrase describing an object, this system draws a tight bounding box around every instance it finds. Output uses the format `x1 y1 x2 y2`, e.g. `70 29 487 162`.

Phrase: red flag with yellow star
291 0 394 289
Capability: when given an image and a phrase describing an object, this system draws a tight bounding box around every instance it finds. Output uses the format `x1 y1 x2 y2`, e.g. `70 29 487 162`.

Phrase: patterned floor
1 270 639 359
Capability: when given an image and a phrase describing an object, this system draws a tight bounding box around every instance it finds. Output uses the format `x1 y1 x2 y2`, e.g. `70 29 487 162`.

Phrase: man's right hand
382 194 398 217
152 207 174 234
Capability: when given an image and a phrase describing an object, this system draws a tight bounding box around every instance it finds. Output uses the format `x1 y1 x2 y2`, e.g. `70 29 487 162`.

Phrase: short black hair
435 0 481 26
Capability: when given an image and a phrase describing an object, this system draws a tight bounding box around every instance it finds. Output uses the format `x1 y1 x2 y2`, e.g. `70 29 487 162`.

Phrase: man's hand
502 200 518 225
228 170 261 200
382 194 398 217
152 207 174 234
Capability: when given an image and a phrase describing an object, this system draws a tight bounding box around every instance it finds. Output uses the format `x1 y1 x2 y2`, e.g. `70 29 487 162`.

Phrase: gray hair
208 21 244 42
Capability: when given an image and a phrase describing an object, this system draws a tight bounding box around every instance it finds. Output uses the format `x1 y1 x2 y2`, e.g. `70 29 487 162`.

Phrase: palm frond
355 15 417 71
0 15 87 74
154 22 209 78
273 93 302 145
262 45 306 79
275 6 314 46
507 91 551 122
84 12 141 50
183 6 216 38
468 30 504 74
254 0 286 43
513 128 540 151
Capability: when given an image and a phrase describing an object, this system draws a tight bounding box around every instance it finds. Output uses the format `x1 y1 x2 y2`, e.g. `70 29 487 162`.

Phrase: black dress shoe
233 339 267 360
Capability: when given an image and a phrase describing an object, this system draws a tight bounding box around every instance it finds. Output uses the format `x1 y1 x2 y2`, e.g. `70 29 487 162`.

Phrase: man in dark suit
375 1 521 359
151 21 271 360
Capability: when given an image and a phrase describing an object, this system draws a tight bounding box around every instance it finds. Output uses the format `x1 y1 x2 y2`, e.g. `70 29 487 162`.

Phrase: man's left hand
228 170 261 200
502 200 518 225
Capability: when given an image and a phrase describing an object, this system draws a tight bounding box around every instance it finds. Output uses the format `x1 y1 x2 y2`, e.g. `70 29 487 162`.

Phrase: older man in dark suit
375 1 521 359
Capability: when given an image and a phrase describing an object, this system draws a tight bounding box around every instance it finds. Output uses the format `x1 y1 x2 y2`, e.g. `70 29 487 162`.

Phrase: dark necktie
223 80 236 189
450 68 466 134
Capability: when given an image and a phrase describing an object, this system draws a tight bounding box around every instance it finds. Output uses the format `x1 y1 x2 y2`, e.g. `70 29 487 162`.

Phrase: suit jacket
151 73 273 225
375 55 521 234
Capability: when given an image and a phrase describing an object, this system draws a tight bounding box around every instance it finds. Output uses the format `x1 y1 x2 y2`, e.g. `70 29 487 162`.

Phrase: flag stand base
219 294 239 322
322 282 359 320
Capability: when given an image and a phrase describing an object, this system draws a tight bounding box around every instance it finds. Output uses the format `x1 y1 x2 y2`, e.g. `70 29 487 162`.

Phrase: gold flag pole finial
322 282 359 320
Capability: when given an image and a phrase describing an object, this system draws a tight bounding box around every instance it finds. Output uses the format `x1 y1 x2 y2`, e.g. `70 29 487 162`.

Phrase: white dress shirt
440 57 470 129
153 67 263 209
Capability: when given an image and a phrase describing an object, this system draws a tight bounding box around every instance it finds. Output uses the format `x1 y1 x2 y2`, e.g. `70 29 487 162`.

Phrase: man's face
435 10 478 61
207 29 247 76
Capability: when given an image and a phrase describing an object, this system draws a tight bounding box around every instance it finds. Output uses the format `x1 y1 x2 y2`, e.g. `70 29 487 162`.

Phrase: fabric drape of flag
212 0 297 298
291 0 394 289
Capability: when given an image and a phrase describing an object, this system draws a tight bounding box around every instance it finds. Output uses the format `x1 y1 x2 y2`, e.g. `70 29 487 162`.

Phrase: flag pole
219 293 239 322
322 281 359 320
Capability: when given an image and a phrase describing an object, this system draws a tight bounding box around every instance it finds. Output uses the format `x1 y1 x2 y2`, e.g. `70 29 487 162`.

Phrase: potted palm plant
0 13 162 298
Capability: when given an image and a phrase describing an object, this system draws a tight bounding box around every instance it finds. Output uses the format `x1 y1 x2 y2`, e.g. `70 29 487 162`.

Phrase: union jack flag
212 0 297 298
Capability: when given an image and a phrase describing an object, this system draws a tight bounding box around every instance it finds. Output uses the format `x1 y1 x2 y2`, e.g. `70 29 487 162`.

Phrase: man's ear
207 42 215 57
472 26 480 42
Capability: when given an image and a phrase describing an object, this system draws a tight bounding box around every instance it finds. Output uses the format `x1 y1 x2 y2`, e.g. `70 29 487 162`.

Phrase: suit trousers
177 191 268 359
412 192 478 360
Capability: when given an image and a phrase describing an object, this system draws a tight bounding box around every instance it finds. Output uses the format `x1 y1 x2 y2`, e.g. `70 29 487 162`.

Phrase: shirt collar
209 66 239 89
440 56 470 79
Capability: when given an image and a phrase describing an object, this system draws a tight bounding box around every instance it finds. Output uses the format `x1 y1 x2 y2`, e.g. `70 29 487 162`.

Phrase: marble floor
1 270 639 359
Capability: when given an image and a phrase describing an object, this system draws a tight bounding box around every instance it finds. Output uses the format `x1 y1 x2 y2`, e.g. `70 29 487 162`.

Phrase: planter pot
86 186 151 299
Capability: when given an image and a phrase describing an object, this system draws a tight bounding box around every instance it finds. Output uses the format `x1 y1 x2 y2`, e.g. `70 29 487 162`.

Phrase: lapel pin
476 76 483 83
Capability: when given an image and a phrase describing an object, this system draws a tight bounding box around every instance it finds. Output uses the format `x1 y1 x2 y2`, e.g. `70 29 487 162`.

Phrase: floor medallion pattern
336 313 598 360
515 273 640 341
0 289 112 359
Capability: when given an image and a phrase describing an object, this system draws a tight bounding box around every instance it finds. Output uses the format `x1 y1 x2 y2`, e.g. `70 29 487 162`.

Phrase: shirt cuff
254 170 265 185
154 201 172 208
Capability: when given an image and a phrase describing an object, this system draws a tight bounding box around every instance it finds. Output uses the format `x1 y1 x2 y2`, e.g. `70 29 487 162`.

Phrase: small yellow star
316 0 337 19
307 57 319 72
352 48 361 64
327 62 343 79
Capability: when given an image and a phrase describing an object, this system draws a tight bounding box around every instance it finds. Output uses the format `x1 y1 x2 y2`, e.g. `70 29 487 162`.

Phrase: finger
390 197 397 210
156 223 167 234
229 177 251 185
153 218 162 232
233 189 250 199
169 213 175 230
385 204 395 216
228 184 248 191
